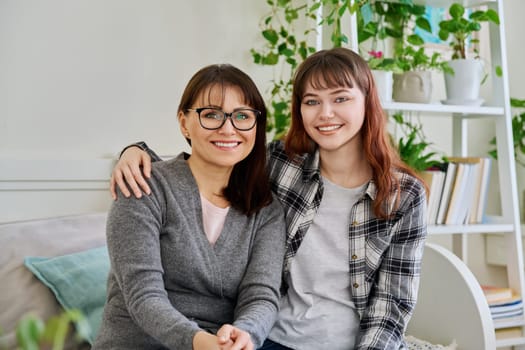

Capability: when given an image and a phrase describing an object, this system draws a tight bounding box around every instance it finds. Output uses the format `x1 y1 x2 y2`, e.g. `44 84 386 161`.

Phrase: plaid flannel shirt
267 140 428 350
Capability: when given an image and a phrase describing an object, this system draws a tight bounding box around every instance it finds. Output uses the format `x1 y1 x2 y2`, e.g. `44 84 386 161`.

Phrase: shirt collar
302 148 321 182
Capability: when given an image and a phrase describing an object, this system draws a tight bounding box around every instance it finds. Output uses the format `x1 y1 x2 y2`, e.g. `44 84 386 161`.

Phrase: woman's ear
178 111 190 138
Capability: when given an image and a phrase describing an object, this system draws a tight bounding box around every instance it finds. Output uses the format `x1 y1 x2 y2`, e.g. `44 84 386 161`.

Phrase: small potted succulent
438 3 500 105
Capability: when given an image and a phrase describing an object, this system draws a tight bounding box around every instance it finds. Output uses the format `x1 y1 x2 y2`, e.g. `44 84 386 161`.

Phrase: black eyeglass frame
186 107 260 131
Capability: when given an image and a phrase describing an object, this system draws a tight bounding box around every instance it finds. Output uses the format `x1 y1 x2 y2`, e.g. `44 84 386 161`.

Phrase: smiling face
178 85 256 172
300 79 366 155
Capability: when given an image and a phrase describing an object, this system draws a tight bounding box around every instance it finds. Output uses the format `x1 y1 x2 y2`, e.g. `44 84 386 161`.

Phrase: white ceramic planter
443 58 484 105
392 71 432 104
371 70 393 104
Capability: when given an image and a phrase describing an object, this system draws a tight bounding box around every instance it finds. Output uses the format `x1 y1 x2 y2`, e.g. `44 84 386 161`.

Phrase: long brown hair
285 47 420 219
178 64 272 216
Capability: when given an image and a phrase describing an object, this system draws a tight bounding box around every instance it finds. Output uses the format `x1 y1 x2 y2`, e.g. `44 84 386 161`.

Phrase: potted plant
367 50 402 103
357 2 400 103
391 112 444 172
489 98 525 167
361 1 451 104
14 310 90 350
357 1 444 104
489 97 525 220
392 45 452 104
250 0 357 140
438 3 500 105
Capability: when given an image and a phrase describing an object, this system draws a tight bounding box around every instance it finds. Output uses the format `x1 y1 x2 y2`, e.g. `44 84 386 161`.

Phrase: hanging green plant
250 0 361 140
489 98 525 167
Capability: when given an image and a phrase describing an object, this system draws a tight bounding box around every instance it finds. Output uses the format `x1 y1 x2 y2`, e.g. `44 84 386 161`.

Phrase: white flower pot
371 70 393 104
393 71 432 104
443 59 484 105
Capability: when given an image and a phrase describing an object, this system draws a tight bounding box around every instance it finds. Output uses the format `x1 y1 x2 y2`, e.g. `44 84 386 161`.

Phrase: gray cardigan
93 153 286 350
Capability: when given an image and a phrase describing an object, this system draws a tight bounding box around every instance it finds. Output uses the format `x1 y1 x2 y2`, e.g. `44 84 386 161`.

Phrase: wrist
119 141 149 159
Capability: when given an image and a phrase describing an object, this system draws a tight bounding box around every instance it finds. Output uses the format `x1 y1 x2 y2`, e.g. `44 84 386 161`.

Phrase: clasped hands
193 324 254 350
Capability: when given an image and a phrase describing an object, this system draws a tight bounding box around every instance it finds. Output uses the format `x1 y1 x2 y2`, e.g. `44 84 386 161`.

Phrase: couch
1 212 467 350
0 212 108 349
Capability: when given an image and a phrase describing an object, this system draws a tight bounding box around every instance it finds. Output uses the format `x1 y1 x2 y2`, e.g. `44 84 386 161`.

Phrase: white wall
0 0 271 222
1 0 524 226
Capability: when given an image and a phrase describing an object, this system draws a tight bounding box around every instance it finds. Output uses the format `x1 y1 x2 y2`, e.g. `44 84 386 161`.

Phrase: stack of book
482 285 524 329
422 156 492 225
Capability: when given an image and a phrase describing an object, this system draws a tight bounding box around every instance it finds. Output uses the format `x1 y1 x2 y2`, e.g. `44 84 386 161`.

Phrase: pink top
200 193 229 245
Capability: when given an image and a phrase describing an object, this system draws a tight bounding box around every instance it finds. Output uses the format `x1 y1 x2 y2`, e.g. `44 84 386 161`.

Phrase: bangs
304 61 356 91
197 83 245 107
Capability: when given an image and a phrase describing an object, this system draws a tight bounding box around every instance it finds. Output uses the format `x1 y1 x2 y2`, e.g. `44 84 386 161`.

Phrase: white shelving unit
344 0 525 347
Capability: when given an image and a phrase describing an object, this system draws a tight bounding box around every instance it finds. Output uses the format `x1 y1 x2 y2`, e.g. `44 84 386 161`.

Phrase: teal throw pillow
24 245 110 344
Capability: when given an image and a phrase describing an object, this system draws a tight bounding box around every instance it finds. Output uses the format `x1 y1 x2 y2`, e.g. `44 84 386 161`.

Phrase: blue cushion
24 246 110 344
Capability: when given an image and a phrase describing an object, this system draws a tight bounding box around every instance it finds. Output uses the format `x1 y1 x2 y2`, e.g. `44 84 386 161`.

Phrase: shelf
429 216 515 235
496 336 525 348
494 317 525 330
411 0 497 8
381 101 505 116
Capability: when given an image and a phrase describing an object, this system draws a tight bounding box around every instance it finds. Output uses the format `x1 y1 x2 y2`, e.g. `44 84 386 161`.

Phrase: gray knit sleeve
105 175 200 349
232 197 286 347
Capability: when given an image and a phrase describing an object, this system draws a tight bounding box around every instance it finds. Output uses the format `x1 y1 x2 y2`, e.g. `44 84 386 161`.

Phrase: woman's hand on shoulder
216 324 254 350
110 146 152 200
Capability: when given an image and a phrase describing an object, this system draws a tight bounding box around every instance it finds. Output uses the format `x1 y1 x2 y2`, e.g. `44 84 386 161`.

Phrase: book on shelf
429 157 492 225
491 309 523 320
435 162 457 225
444 162 470 225
495 326 523 341
471 157 492 224
493 314 525 329
481 285 515 303
421 166 446 225
447 156 493 224
490 299 523 318
489 296 523 309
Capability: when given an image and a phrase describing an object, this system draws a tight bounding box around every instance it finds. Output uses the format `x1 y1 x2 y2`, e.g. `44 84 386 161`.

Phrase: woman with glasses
110 48 427 349
92 64 286 350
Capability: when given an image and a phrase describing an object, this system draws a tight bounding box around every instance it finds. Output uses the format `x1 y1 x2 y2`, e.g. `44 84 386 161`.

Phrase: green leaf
449 3 465 19
511 98 525 108
416 17 431 33
262 29 279 45
486 9 500 25
309 2 321 12
262 52 279 65
16 315 45 350
407 34 424 46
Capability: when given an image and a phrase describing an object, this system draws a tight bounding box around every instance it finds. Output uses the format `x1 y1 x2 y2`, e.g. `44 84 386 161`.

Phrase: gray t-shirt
269 177 366 350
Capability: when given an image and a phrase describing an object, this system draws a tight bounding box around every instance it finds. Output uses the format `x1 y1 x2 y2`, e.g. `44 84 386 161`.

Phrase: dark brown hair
178 64 272 216
285 47 421 219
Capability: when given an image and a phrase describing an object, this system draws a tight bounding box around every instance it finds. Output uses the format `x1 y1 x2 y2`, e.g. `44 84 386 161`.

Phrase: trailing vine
250 0 361 139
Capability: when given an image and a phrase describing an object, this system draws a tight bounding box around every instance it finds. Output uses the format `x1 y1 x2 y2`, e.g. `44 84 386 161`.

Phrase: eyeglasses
186 107 260 131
